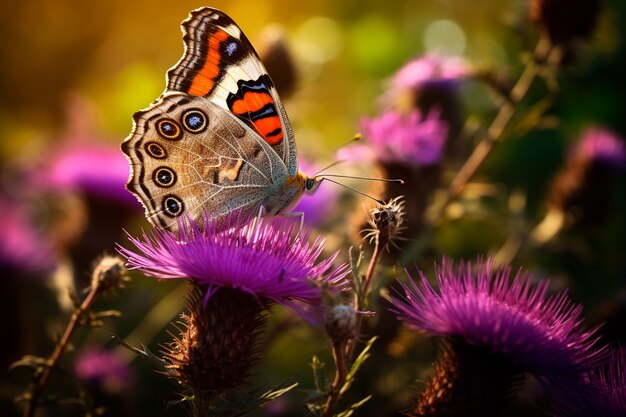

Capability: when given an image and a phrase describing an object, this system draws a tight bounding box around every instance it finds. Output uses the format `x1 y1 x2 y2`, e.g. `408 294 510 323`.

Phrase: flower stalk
433 37 555 223
21 286 98 417
20 256 127 417
322 198 404 417
321 241 382 417
321 339 350 417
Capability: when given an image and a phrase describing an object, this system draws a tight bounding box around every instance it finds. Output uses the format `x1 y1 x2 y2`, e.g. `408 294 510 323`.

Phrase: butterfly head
304 176 323 195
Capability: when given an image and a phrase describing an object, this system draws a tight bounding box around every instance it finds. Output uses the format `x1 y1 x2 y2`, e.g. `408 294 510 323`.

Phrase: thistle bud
365 196 406 249
162 286 268 410
325 304 357 344
91 255 128 294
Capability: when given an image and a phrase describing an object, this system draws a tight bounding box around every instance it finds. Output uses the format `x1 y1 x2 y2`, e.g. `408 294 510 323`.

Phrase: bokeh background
1 0 625 416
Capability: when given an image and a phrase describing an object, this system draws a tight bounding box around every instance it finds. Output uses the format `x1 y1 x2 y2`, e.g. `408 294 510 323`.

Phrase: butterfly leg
249 205 269 237
280 211 305 233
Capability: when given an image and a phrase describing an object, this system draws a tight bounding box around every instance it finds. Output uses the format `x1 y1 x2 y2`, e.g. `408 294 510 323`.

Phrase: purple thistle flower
31 143 141 208
292 159 341 227
590 347 626 412
545 346 626 417
573 127 626 169
119 217 349 323
390 259 605 374
391 53 469 91
337 110 448 167
547 126 625 223
74 347 134 394
0 196 56 274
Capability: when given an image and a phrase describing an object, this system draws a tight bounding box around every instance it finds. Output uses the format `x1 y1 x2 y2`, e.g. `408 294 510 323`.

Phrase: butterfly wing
122 92 290 232
166 7 298 176
122 7 306 232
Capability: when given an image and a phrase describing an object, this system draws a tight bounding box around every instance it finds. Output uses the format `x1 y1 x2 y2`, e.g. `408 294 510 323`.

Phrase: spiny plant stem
23 286 100 417
434 38 553 222
321 340 349 417
361 236 384 307
322 235 385 417
348 231 386 358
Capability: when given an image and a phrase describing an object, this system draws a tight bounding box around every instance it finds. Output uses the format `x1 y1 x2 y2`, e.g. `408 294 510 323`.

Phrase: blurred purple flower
0 196 55 274
546 346 626 417
119 217 349 323
262 396 291 416
31 143 140 208
391 53 469 90
337 110 448 167
573 127 626 169
293 159 340 227
389 259 605 374
74 347 134 394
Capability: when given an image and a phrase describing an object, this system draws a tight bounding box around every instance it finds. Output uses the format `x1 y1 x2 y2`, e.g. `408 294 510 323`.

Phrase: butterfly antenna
320 178 385 205
346 132 362 145
317 174 404 184
312 133 403 203
336 132 363 149
314 160 345 176
313 133 364 176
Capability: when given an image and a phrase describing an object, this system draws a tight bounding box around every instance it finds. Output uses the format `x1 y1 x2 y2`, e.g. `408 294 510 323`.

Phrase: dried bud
162 286 268 409
91 255 128 294
529 0 602 45
364 196 406 249
325 304 357 344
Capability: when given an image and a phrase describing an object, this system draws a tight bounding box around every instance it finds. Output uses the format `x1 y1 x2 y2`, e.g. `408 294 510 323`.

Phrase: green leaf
92 310 122 320
310 355 326 393
9 355 50 371
111 335 168 371
206 380 299 417
341 336 378 395
511 97 556 138
349 246 366 303
335 395 372 417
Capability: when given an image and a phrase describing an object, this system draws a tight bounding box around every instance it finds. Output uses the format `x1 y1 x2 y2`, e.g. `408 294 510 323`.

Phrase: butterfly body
122 7 315 232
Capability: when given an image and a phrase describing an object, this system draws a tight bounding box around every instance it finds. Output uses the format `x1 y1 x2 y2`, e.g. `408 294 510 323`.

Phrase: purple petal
118 217 350 323
389 259 605 374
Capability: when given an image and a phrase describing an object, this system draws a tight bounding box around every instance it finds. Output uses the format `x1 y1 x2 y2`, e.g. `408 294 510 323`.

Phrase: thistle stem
433 38 552 222
398 40 554 267
322 235 385 417
321 340 349 417
360 237 384 308
23 285 100 417
347 233 384 359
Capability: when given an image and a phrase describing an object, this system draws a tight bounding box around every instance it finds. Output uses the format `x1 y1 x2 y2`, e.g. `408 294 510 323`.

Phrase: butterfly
122 7 322 233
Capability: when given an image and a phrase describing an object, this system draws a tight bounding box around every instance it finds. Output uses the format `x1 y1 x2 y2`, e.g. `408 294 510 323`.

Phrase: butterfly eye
182 109 208 133
163 195 184 217
153 167 177 187
145 142 167 159
157 119 183 140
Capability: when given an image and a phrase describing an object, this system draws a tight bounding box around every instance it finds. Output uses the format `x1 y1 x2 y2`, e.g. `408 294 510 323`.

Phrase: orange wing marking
226 76 284 145
188 30 229 96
